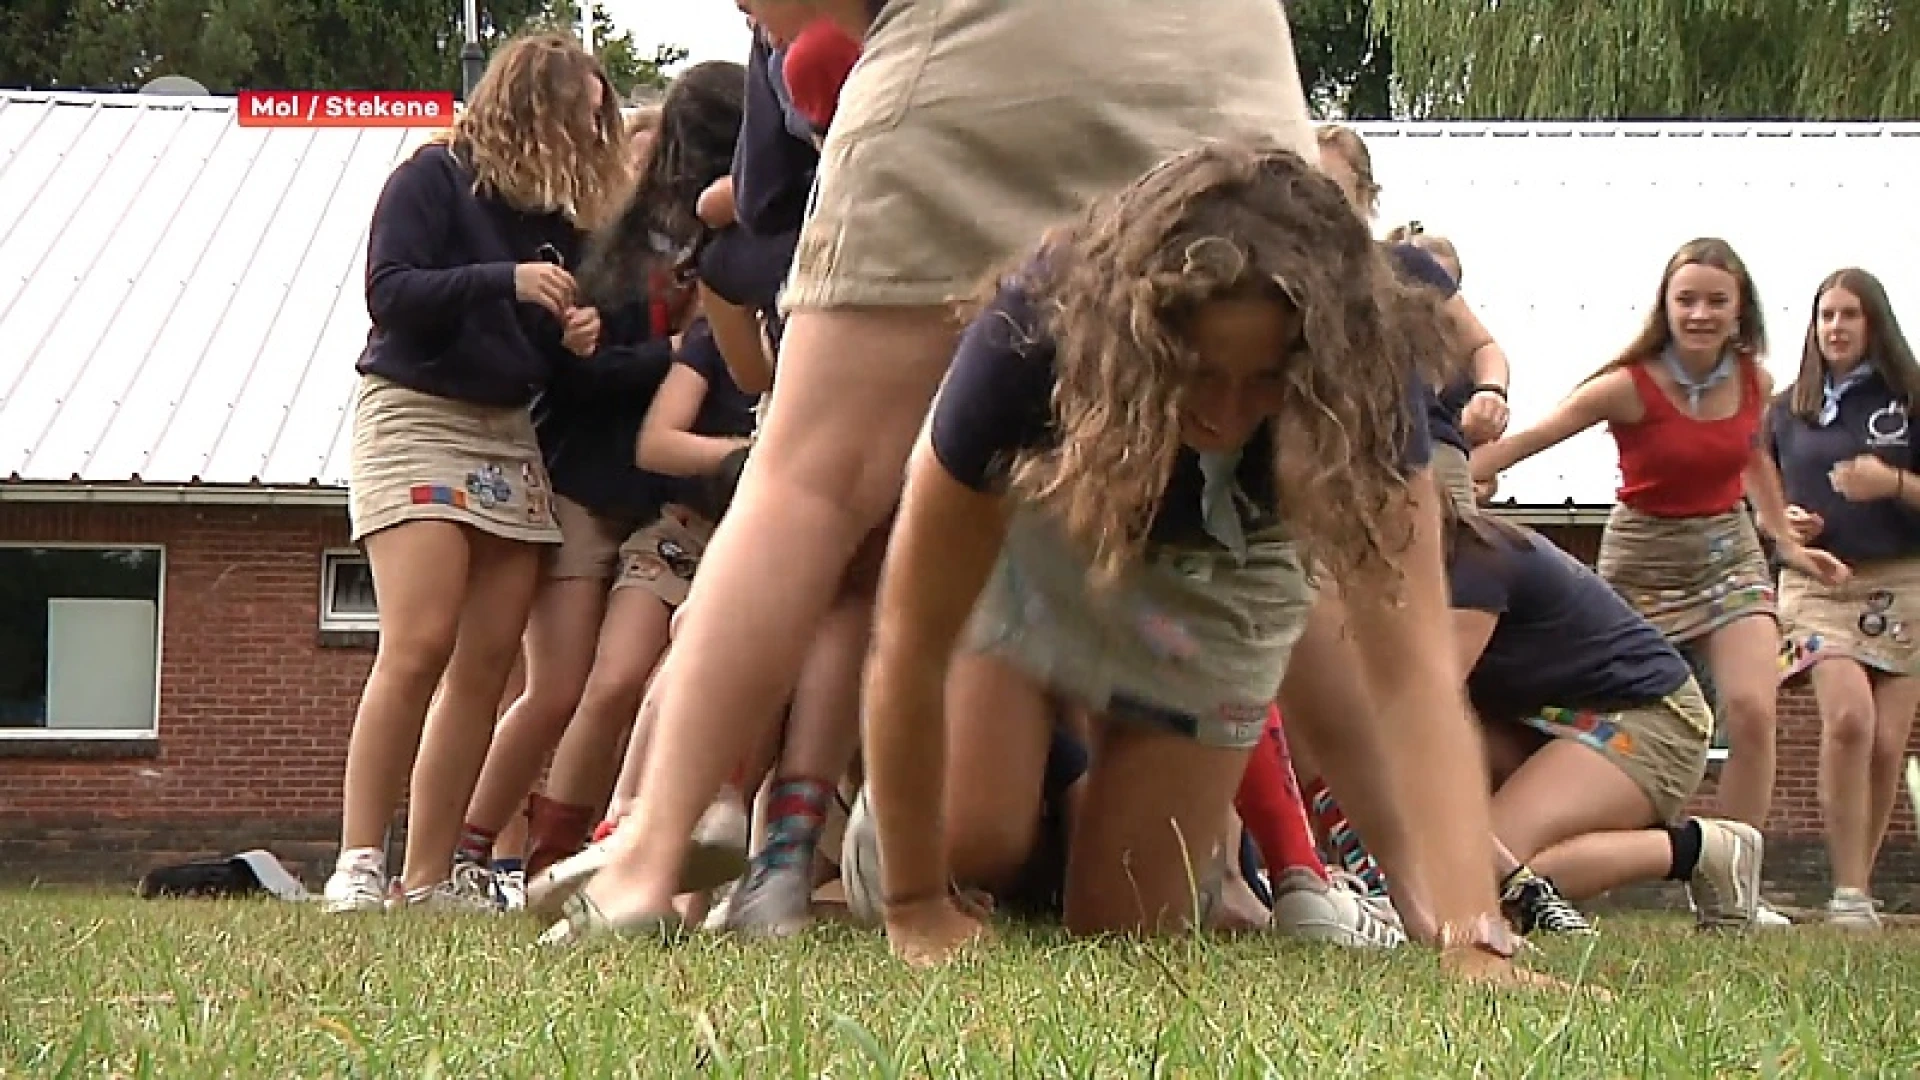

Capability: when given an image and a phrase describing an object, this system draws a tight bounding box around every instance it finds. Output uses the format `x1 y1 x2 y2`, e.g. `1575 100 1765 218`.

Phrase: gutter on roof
1487 506 1613 527
0 483 347 508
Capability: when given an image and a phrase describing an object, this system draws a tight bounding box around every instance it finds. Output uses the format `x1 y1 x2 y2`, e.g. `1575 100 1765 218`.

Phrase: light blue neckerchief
1197 449 1249 564
1818 365 1874 427
1660 344 1736 416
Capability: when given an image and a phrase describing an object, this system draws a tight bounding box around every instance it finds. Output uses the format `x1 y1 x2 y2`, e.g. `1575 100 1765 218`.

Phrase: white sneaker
1270 867 1405 948
321 848 387 914
1753 900 1793 928
840 787 883 926
525 840 611 918
397 861 506 913
496 868 527 912
1685 818 1763 929
1827 888 1882 931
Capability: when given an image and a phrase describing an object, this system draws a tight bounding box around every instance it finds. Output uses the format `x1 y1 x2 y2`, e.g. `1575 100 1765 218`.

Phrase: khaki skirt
1430 443 1478 515
785 0 1317 311
1596 504 1776 644
613 503 716 609
347 375 562 546
964 510 1316 750
1779 556 1920 681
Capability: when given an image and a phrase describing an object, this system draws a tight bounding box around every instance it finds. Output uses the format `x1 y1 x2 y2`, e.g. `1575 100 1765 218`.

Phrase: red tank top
1611 358 1763 517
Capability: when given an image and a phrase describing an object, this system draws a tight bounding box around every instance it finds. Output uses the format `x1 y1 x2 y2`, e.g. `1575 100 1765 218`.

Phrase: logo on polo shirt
1865 400 1909 449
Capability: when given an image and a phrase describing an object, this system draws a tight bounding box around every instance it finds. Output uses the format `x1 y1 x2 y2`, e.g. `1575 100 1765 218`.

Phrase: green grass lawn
1 890 1916 1078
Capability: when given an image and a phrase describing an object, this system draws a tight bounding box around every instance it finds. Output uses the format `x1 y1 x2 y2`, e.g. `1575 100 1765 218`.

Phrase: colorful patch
521 462 543 491
465 464 513 510
1135 606 1199 661
526 491 549 524
1532 706 1637 757
408 484 468 509
1216 702 1268 747
655 537 699 580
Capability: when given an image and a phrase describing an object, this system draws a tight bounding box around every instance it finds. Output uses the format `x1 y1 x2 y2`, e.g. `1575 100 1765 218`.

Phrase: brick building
2 93 1917 909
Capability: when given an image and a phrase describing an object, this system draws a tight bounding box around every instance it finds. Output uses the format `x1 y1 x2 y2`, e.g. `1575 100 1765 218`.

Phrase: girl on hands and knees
860 144 1534 980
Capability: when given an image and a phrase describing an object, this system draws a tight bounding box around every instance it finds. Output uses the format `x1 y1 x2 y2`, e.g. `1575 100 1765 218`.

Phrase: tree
0 0 684 98
1288 0 1394 119
1371 0 1920 120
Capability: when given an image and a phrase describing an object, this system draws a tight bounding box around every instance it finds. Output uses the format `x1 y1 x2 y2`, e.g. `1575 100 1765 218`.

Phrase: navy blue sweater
533 300 678 519
732 33 818 239
356 142 582 408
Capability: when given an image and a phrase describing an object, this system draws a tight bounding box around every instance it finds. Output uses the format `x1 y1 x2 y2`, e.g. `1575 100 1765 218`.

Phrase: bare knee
1721 688 1776 747
370 621 458 697
1821 698 1875 752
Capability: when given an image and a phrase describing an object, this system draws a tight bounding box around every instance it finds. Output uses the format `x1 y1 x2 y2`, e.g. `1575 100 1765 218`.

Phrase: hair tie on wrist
1473 383 1507 401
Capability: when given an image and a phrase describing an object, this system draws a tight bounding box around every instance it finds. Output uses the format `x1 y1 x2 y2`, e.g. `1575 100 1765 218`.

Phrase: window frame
319 548 379 633
0 541 166 742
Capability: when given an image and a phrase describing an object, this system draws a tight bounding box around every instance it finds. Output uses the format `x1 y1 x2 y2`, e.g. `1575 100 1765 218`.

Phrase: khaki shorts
346 375 561 546
547 496 645 580
1515 678 1713 823
1430 443 1478 516
965 509 1316 751
613 503 715 608
785 0 1317 311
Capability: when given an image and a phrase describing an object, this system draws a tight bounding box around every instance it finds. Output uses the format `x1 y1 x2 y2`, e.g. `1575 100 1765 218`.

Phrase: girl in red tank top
1470 238 1848 930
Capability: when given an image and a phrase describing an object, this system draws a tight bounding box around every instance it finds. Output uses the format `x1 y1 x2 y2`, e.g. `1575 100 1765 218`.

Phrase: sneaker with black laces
1501 872 1598 936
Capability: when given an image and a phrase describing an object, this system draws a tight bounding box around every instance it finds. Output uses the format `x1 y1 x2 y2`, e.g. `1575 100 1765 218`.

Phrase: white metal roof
0 90 443 492
1353 120 1920 507
2 99 1918 505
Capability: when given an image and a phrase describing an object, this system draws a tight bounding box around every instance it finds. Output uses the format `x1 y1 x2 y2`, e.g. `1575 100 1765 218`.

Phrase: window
0 546 163 736
321 550 378 632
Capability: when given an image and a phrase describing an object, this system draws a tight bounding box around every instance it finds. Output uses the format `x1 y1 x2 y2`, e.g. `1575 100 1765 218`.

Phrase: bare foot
884 896 991 968
1441 947 1611 999
1209 873 1273 932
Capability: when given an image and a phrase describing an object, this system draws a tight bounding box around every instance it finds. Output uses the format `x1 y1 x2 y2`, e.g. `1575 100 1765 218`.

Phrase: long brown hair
1316 124 1380 218
1786 268 1920 422
450 31 629 231
1587 237 1766 384
1000 143 1449 587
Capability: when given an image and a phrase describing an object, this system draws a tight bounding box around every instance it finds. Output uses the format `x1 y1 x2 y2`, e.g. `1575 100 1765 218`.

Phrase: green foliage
0 0 682 97
1372 0 1920 120
1288 0 1396 119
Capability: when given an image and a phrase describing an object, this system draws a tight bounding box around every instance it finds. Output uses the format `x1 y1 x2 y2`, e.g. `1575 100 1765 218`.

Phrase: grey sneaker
840 787 883 926
720 861 816 938
1827 888 1882 931
1271 868 1406 947
1686 818 1763 929
398 860 506 913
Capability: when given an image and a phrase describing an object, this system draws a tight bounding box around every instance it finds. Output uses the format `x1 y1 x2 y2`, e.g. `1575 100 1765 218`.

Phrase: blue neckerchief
1660 344 1736 416
1818 365 1874 427
1197 449 1249 564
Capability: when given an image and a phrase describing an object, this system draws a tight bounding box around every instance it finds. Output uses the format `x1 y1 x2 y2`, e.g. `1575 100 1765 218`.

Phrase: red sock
1234 706 1328 882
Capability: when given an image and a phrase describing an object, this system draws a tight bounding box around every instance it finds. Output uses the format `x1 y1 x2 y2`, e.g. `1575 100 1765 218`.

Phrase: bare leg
577 307 957 924
338 522 471 854
399 534 543 892
1701 616 1780 829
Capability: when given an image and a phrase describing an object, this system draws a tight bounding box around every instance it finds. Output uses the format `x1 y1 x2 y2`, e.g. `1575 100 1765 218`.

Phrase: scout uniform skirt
1778 556 1920 681
1596 504 1776 645
784 0 1318 311
347 375 562 546
964 509 1316 751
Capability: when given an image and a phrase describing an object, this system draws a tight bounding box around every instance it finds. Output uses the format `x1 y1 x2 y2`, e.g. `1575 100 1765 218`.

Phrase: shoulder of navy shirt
356 142 585 410
1769 375 1920 564
929 274 1433 553
1452 530 1693 719
533 296 677 519
732 33 819 238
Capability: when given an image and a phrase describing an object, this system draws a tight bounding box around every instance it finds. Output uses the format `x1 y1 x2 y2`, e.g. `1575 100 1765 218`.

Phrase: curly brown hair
1000 142 1450 587
451 31 630 231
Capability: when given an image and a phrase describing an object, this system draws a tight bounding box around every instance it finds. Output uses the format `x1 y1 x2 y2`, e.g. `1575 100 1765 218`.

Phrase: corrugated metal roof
0 90 441 490
1352 121 1920 506
3 102 1918 504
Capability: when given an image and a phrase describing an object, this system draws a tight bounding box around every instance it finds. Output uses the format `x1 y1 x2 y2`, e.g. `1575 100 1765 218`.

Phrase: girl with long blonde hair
323 31 629 913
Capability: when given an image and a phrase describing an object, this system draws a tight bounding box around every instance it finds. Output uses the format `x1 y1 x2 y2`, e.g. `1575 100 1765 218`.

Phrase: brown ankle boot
523 794 596 879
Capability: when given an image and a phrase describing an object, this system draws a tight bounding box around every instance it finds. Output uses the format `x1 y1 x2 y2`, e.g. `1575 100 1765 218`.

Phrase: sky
601 0 755 70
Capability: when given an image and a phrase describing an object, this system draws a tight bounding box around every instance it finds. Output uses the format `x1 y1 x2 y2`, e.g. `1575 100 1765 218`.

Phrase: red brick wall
0 502 370 827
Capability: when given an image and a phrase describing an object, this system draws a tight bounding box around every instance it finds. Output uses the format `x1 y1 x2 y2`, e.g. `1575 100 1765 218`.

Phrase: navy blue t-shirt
1768 371 1920 564
675 319 759 441
1387 243 1474 455
1449 531 1692 719
929 279 1433 553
